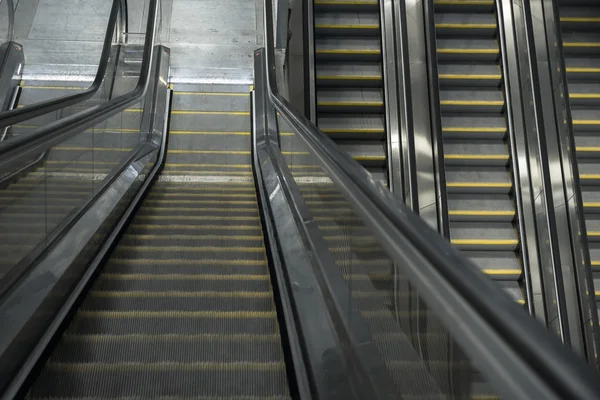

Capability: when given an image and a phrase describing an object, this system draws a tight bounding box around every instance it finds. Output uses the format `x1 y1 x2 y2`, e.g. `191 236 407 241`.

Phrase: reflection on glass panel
0 0 12 44
277 114 501 399
0 102 145 284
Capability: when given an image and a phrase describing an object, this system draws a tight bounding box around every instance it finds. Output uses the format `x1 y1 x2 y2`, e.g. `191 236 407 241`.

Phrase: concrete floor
11 0 264 83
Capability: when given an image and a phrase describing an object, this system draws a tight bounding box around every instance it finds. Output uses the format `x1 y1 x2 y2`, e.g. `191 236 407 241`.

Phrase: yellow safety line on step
316 49 380 55
353 155 385 161
322 128 384 133
169 130 250 135
54 146 131 152
112 246 264 254
88 292 273 299
77 310 275 318
449 210 515 216
168 150 250 155
316 24 379 29
21 85 85 90
439 74 501 80
560 17 600 23
173 91 249 96
318 101 384 106
563 42 600 47
577 147 600 152
102 273 267 281
584 203 600 208
441 100 504 105
125 234 261 240
443 127 506 133
451 239 518 245
138 206 256 213
445 154 509 160
573 120 600 125
318 75 382 80
435 0 493 4
109 257 260 265
315 0 378 4
447 182 512 188
435 23 497 29
163 163 251 169
581 175 600 180
566 67 600 73
135 215 259 221
125 108 250 116
438 48 498 54
481 269 522 275
571 93 600 99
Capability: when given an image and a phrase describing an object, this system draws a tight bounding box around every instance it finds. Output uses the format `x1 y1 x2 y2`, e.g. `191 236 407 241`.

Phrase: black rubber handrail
0 0 157 174
261 0 600 398
0 0 126 130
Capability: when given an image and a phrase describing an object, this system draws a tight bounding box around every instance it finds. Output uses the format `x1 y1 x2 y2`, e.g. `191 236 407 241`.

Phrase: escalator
18 87 291 399
557 1 600 317
312 0 387 183
432 0 525 304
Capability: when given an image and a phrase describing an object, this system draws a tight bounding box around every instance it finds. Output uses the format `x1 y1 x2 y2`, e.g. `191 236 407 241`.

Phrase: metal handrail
0 0 157 174
261 0 600 398
0 0 127 130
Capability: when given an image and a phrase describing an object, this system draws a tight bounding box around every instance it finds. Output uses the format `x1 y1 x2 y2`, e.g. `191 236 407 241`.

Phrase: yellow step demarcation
135 215 260 221
449 210 515 217
321 128 384 134
440 100 504 106
60 333 282 344
572 120 600 126
439 74 502 80
481 269 521 276
101 273 268 280
109 258 266 266
147 192 255 198
315 24 380 29
46 361 285 372
435 23 497 29
560 17 600 23
172 91 249 97
443 127 506 133
317 101 384 106
445 154 509 160
434 0 494 4
135 207 258 213
317 75 382 80
316 49 381 55
77 310 276 318
570 94 600 99
446 182 512 188
437 48 499 55
451 239 519 246
563 42 600 48
315 0 378 4
123 234 262 240
169 130 251 135
20 85 86 90
566 68 600 73
87 291 273 299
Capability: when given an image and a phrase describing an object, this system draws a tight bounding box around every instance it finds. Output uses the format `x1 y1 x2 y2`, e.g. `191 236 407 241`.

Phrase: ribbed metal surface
557 0 600 319
26 85 291 399
312 0 387 181
433 0 525 304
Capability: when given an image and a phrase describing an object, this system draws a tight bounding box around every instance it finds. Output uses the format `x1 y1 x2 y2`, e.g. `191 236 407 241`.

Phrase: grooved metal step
313 0 387 182
558 0 600 322
433 0 525 306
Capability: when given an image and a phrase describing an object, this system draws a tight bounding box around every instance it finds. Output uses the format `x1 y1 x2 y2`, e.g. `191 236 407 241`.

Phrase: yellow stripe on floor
573 120 600 125
570 93 600 99
563 42 600 48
